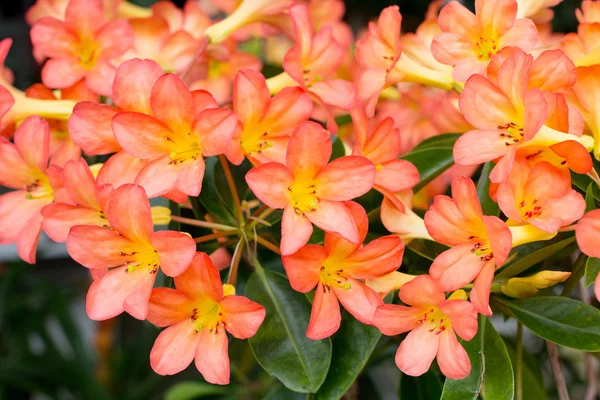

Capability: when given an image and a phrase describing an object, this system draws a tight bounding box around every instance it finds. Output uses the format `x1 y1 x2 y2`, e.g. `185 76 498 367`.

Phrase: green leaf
330 135 346 161
585 257 600 287
496 236 576 279
503 339 546 400
476 162 500 216
441 318 483 400
572 172 600 202
164 381 226 400
401 133 460 193
199 157 236 223
481 318 514 400
496 296 600 351
399 369 443 400
316 295 393 400
585 183 597 212
245 263 332 393
334 114 352 127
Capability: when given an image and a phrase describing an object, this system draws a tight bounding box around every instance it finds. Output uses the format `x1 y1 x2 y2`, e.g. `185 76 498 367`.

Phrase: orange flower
0 117 65 263
66 184 196 320
148 253 265 384
425 177 512 315
30 0 134 95
282 202 404 339
227 69 312 165
374 276 478 379
431 0 538 81
497 157 585 233
245 122 375 255
576 210 600 301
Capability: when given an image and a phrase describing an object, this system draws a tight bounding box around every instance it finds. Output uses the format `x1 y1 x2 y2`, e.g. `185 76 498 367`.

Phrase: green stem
516 322 523 400
170 215 237 231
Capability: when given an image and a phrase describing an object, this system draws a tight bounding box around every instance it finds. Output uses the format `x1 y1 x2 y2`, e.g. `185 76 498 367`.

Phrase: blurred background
0 1 593 399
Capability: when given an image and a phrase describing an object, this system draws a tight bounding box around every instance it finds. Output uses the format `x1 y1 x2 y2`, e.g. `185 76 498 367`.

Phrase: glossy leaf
245 262 332 393
481 317 514 400
585 183 596 212
496 297 600 351
496 236 576 279
164 382 226 400
399 369 443 400
476 162 500 216
401 133 460 193
585 257 600 287
199 157 237 223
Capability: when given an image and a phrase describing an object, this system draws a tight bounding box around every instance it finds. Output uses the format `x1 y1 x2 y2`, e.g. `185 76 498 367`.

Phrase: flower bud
223 283 236 297
501 271 571 298
150 206 171 226
366 271 416 295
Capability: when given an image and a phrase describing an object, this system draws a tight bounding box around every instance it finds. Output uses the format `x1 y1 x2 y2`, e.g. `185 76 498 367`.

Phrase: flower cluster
1 0 600 388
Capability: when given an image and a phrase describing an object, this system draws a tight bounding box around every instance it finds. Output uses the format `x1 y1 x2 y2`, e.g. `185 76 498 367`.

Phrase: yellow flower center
319 261 352 293
475 36 498 61
76 37 100 69
519 198 542 220
241 130 274 156
467 235 494 262
25 177 54 200
190 300 225 334
288 181 320 216
164 134 202 165
121 245 160 274
418 307 451 335
498 122 525 146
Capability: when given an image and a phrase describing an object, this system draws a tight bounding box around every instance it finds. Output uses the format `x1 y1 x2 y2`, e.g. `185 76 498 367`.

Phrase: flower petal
106 184 153 243
245 162 293 209
281 244 327 292
395 324 440 376
195 329 230 385
314 156 375 201
436 329 471 379
281 204 313 256
151 73 194 133
174 252 223 301
220 295 266 339
306 281 341 340
430 244 485 291
151 231 196 277
66 225 133 269
577 210 600 258
438 300 478 341
286 122 332 179
147 288 195 327
150 320 199 375
193 108 237 157
343 235 404 279
42 204 106 242
68 102 120 155
373 304 422 336
306 199 359 244
112 112 173 159
333 279 382 325
113 58 163 113
470 261 495 315
399 275 445 308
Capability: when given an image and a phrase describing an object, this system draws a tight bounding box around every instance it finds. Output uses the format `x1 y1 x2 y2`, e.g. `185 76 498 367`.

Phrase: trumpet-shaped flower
373 275 478 379
0 116 65 263
431 0 538 81
148 252 265 384
66 184 196 320
227 69 312 165
425 177 512 315
454 50 591 183
497 158 585 233
282 202 404 339
567 65 600 160
576 210 600 301
30 0 134 95
111 68 237 198
350 105 420 210
245 121 376 255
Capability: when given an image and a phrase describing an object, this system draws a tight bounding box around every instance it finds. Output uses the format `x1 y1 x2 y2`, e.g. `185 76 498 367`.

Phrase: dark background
0 1 588 399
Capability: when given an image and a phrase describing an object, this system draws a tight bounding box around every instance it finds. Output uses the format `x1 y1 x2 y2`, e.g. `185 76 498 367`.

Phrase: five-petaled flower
282 201 404 339
374 275 478 379
425 176 512 315
246 121 376 255
66 184 196 321
148 252 265 385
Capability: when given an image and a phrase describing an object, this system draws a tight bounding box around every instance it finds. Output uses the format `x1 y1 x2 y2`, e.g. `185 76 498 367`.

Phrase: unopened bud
151 206 171 225
448 289 468 301
501 271 571 298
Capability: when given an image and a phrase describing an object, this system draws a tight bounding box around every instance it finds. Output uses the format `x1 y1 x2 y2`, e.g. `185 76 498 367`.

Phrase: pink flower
425 177 512 315
245 121 376 255
282 202 404 339
148 252 265 384
30 0 134 95
374 275 478 379
431 0 538 81
66 184 196 320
